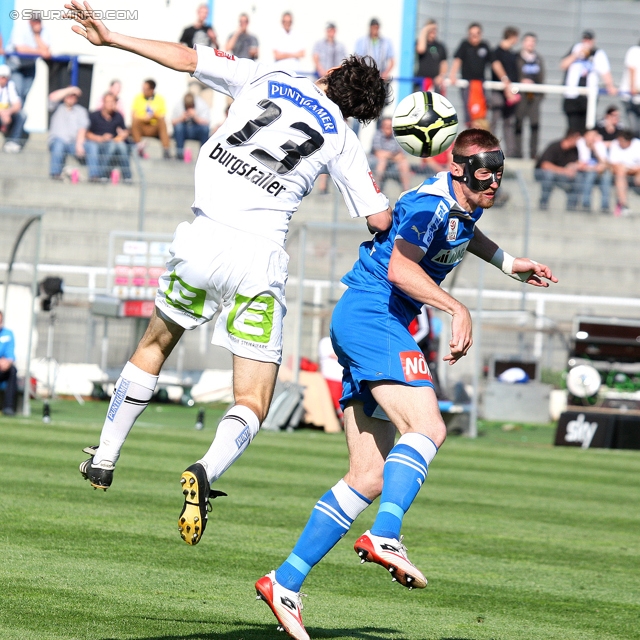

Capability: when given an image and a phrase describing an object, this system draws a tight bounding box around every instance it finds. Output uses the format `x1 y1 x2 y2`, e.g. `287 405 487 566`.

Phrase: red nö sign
400 351 433 382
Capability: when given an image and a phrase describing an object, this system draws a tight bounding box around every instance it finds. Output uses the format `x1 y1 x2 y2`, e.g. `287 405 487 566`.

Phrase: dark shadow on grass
101 623 411 640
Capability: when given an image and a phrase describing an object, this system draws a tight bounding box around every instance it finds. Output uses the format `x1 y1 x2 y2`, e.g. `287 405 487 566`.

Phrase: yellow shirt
132 93 166 125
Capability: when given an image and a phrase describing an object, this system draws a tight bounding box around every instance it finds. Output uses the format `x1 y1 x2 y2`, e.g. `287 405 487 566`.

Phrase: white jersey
191 45 388 246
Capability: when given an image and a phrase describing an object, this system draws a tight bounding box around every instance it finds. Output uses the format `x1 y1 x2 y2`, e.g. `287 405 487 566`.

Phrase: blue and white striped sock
275 480 371 592
370 432 438 541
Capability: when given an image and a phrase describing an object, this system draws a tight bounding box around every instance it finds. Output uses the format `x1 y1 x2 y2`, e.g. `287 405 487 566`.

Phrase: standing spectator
620 40 640 136
596 105 623 146
131 79 170 160
449 23 492 127
172 93 210 160
515 32 545 159
415 20 447 93
0 64 27 153
490 27 520 158
313 23 347 79
609 129 640 216
48 85 88 180
225 13 258 61
371 117 412 191
85 92 131 183
0 310 17 416
560 30 616 132
355 18 394 80
273 12 305 72
577 129 611 213
534 130 584 210
96 80 126 117
179 4 218 49
5 14 51 104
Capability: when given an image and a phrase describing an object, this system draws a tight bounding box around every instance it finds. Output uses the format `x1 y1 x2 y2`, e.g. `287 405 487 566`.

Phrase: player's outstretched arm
64 0 197 73
366 207 392 234
389 239 472 365
468 228 558 288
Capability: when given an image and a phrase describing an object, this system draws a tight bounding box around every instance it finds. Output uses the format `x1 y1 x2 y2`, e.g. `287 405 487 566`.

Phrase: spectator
490 26 520 158
415 19 447 93
420 143 453 177
131 79 171 160
515 32 545 159
96 80 125 117
560 30 616 132
0 64 27 153
577 129 611 213
85 92 131 183
535 129 583 210
313 23 347 79
371 117 412 191
620 40 640 136
609 129 640 216
355 18 394 80
0 310 18 416
48 85 88 180
179 4 218 49
225 13 258 61
172 93 210 160
449 23 492 127
273 12 305 72
596 105 623 146
5 14 51 104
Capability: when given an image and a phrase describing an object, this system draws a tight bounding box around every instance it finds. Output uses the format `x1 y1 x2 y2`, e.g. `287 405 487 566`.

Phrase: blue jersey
342 172 484 313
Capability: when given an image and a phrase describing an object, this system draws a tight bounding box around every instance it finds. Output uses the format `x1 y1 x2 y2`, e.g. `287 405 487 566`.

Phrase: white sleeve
192 44 262 98
576 138 591 163
8 82 20 106
594 49 611 76
327 129 389 219
608 141 622 164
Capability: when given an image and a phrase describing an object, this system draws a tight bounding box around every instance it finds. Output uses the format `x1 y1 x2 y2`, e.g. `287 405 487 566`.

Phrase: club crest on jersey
368 171 381 193
214 49 235 60
431 240 469 265
268 81 337 133
400 351 433 383
447 218 459 241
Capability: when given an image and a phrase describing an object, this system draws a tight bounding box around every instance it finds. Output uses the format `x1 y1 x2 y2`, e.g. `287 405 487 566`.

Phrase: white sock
93 362 158 465
198 405 260 483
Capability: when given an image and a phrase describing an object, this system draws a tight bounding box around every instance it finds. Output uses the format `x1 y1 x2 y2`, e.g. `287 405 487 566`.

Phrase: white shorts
156 215 288 364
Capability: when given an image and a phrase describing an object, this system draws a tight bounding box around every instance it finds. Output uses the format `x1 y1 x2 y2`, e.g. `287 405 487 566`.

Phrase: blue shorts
330 287 434 417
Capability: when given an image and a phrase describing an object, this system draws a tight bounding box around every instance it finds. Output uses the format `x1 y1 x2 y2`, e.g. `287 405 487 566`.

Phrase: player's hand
512 258 558 287
65 0 113 46
444 304 473 366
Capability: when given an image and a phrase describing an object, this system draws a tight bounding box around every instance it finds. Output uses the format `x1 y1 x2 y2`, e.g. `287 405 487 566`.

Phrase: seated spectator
535 130 583 210
596 105 624 147
179 4 218 49
371 117 412 191
609 129 640 216
0 65 27 153
48 85 88 180
577 129 611 213
5 14 51 104
0 310 17 416
131 79 170 159
172 93 210 160
85 92 131 183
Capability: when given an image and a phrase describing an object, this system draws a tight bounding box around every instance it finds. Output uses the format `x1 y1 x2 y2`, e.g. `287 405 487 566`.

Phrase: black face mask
451 150 505 191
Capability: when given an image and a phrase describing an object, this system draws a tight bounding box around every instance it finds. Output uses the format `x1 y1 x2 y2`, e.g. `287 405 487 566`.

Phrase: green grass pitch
0 400 638 640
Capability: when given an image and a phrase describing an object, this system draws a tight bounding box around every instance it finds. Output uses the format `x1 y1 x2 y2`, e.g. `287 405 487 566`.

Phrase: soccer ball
392 91 458 158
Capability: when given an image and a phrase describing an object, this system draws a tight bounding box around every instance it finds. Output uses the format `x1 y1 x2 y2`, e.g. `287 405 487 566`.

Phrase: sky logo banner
268 81 337 134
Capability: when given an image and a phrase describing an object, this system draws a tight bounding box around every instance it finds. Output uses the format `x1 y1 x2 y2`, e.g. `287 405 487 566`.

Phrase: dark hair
503 26 519 40
618 129 634 142
144 79 156 91
325 55 390 124
184 93 195 109
453 128 500 155
565 128 583 139
606 105 619 115
468 22 482 32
